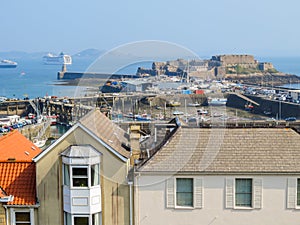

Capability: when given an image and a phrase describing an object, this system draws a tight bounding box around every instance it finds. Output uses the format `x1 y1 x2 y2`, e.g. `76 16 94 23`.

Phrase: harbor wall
227 93 300 118
57 71 140 80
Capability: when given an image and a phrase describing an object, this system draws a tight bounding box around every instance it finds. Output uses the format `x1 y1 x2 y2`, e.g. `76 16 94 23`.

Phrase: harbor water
0 55 299 99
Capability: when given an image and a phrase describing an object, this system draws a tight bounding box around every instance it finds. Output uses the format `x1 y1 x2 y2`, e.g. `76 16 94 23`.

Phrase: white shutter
166 177 175 208
287 178 297 209
226 178 234 208
194 177 203 208
253 178 262 209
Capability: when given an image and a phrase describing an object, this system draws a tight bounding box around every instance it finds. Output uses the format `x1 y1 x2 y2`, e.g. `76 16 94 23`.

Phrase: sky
1 0 300 57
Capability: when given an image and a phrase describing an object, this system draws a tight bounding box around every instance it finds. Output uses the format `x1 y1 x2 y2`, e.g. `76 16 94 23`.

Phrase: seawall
57 71 140 80
227 93 300 118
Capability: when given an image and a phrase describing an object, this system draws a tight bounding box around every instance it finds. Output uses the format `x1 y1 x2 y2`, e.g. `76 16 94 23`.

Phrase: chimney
130 124 141 166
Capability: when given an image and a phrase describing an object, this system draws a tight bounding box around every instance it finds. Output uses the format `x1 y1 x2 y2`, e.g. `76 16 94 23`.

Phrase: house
134 127 300 225
0 130 42 225
33 109 133 225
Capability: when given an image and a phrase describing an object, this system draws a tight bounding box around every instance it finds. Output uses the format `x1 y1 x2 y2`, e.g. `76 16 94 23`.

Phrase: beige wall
135 174 300 225
0 205 5 225
36 126 130 225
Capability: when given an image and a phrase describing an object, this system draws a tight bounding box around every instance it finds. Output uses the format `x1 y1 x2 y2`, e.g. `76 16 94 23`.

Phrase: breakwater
227 93 300 118
57 71 140 80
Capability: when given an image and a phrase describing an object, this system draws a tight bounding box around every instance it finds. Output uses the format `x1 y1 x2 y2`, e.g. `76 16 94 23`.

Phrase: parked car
285 117 296 121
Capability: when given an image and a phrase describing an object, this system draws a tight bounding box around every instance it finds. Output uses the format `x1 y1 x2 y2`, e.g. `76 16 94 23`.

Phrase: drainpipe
129 181 133 225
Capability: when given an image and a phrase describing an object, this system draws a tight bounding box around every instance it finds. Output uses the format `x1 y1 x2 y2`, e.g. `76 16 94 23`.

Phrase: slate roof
0 162 37 205
0 130 42 162
80 109 131 159
138 127 300 173
61 145 102 158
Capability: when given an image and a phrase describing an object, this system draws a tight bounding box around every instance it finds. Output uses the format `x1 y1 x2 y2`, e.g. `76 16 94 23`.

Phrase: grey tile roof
138 127 300 173
61 145 102 158
80 110 131 159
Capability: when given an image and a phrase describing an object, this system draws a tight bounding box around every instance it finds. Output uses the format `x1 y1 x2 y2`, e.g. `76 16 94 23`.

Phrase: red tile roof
0 130 42 162
0 162 36 205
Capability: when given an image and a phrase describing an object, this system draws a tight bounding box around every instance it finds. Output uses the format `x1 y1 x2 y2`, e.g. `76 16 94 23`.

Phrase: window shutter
253 178 262 209
166 177 175 208
194 177 203 208
287 178 297 209
226 178 234 208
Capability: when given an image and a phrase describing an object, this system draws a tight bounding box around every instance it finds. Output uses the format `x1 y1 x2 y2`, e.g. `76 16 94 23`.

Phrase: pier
1 90 300 125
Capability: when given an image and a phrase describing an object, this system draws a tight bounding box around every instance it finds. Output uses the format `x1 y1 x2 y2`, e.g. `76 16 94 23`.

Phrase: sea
0 56 300 99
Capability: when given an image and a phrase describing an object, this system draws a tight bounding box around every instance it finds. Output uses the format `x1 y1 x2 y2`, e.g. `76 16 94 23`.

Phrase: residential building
33 110 132 225
0 130 42 225
135 127 300 225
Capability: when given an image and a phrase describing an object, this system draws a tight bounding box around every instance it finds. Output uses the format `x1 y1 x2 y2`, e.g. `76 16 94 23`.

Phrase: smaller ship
208 98 227 106
166 101 181 107
43 52 72 65
0 59 17 68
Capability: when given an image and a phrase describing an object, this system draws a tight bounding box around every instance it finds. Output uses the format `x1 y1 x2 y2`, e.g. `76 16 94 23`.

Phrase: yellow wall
36 126 130 225
0 205 5 225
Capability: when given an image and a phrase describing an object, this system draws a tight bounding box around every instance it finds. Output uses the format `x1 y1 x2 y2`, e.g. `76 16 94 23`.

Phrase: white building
134 127 300 225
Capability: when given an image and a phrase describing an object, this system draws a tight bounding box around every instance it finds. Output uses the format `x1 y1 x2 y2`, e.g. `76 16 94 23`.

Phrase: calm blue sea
0 56 299 99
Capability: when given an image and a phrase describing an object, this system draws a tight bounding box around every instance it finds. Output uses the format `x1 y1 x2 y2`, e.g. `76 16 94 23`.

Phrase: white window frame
288 177 300 209
167 176 202 210
73 215 90 225
297 178 300 208
63 164 101 189
10 208 34 225
234 177 253 209
71 166 89 188
175 177 194 209
226 177 262 210
64 213 102 225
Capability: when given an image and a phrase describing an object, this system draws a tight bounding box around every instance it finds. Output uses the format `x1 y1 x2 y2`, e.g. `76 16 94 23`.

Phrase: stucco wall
135 175 300 225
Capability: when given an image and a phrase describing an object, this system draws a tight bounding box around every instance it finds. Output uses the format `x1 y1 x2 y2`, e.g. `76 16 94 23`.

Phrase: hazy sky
1 0 300 56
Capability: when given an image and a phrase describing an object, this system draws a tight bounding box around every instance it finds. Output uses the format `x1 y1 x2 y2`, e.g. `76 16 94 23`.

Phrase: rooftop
0 162 37 205
138 127 300 174
0 130 42 162
79 109 131 159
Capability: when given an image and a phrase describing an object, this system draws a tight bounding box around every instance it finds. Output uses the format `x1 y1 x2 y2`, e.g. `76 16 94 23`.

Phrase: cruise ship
43 52 72 65
0 59 17 68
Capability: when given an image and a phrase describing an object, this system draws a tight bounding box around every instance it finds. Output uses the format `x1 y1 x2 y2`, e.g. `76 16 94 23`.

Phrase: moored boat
188 102 201 107
208 98 227 106
166 101 181 107
33 138 47 148
0 59 17 68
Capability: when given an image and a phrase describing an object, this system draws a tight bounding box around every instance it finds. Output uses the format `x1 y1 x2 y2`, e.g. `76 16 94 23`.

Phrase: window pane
176 178 193 207
235 179 252 207
92 213 101 225
15 212 30 222
91 164 100 186
73 168 88 176
74 217 89 225
73 178 88 187
63 164 70 186
297 179 300 206
64 212 72 225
